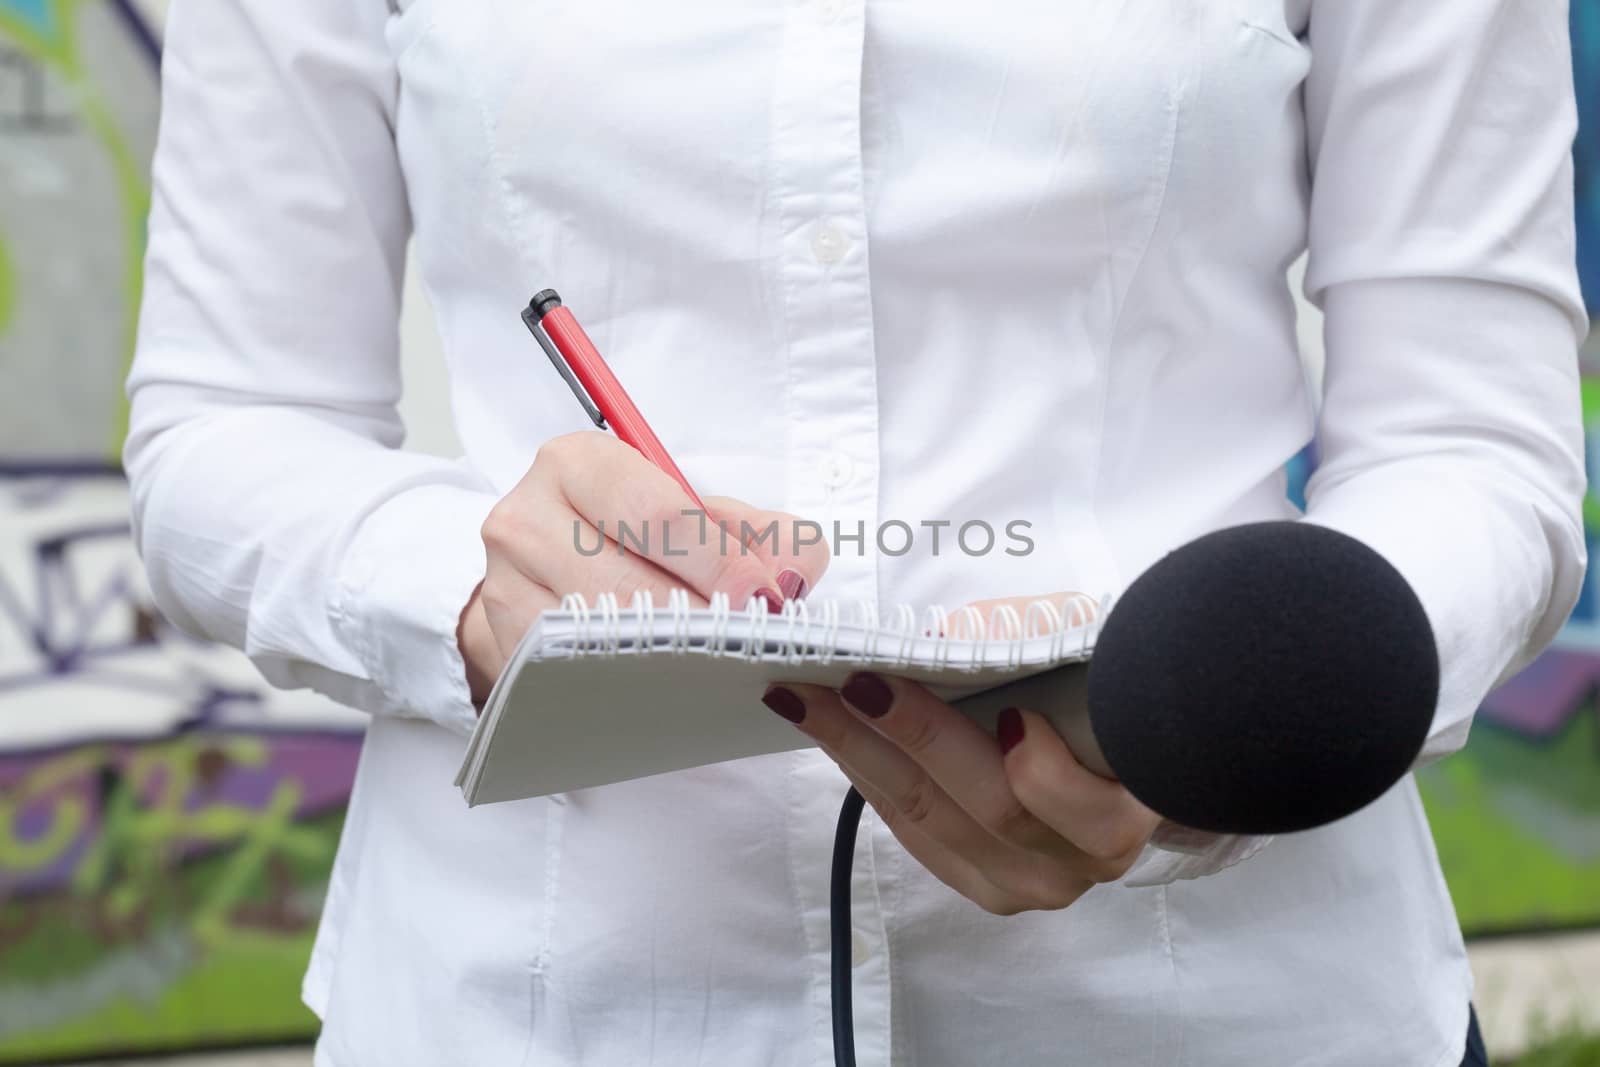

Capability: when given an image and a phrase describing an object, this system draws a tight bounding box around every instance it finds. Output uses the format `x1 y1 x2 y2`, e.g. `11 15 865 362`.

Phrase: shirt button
821 452 854 488
811 221 850 265
851 930 871 967
820 0 843 21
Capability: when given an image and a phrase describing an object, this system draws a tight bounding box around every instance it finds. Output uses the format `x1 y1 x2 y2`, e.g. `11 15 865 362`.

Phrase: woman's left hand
762 595 1162 915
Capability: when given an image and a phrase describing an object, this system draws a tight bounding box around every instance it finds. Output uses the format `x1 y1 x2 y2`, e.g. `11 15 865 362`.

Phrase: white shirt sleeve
123 0 497 738
1128 0 1589 888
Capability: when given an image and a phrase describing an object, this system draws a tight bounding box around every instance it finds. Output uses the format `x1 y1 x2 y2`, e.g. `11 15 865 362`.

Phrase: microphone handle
951 663 1112 779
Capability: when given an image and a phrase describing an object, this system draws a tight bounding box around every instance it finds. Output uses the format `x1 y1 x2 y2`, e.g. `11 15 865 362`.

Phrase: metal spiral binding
815 598 843 665
595 592 621 656
668 588 693 654
706 592 732 657
560 592 590 657
990 604 1024 670
634 589 656 650
855 600 882 663
742 592 771 660
552 590 1114 665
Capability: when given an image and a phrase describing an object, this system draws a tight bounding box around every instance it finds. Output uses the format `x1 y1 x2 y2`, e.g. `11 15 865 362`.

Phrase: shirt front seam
886 822 913 1067
862 813 892 1067
1159 884 1182 1067
779 754 834 1066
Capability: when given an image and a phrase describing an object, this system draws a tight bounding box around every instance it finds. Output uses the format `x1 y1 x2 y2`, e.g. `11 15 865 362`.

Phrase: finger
1002 708 1163 877
478 553 560 662
536 432 785 609
835 672 1063 853
497 499 712 610
769 682 1094 908
830 762 1040 917
773 683 1024 871
775 684 1096 911
700 496 830 599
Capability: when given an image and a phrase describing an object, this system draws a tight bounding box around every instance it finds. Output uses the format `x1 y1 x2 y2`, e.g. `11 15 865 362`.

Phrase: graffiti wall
0 476 365 1063
0 1 1597 1063
0 4 365 1061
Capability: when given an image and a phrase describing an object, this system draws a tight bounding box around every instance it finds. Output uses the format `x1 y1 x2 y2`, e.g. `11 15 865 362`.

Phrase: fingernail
763 685 805 724
754 588 784 614
840 672 893 718
997 707 1024 755
777 569 809 601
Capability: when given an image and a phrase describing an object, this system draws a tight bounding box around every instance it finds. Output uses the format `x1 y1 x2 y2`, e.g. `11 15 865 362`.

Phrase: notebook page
456 600 1101 804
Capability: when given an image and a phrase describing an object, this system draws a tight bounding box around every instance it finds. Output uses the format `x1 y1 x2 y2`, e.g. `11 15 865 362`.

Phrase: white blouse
124 0 1587 1064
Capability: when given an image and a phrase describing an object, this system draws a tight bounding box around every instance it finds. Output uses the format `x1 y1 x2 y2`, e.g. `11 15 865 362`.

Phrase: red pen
523 289 708 513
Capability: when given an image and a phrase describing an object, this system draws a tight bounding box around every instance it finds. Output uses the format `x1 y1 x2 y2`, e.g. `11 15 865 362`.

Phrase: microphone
833 520 1441 1067
955 521 1439 834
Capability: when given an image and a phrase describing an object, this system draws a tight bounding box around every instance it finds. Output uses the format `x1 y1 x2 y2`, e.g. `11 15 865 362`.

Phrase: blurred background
0 1 1596 1064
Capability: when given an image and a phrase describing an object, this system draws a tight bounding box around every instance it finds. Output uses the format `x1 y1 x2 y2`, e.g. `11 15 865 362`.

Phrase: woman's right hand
457 431 830 705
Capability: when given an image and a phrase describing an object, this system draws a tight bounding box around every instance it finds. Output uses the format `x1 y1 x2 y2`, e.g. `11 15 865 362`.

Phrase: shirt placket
769 0 891 1063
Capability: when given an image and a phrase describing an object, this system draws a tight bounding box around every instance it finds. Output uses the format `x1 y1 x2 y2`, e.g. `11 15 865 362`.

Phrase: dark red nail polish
763 686 805 724
997 707 1024 755
754 588 784 614
777 569 809 601
841 672 893 718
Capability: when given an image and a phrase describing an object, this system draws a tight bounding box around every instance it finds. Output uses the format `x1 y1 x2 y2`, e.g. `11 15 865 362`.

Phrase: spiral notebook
455 590 1110 806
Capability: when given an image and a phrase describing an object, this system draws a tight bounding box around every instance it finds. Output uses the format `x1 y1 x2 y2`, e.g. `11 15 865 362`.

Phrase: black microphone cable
830 786 866 1067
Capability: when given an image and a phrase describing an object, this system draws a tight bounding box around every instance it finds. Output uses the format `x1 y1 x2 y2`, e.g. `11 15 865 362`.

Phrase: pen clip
523 305 607 430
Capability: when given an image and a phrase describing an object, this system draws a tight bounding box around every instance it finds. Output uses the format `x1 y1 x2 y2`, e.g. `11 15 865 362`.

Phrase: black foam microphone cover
1085 520 1439 835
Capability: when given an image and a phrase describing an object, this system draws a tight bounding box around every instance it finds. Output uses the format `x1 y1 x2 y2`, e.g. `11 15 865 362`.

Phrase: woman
125 1 1585 1064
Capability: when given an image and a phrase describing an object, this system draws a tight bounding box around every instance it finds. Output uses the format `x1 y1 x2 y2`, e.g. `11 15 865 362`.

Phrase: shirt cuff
329 480 499 738
1121 823 1274 888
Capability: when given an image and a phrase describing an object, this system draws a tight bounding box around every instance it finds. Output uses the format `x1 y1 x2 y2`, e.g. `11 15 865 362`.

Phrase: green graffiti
4 736 335 950
0 731 346 1058
72 737 331 946
0 746 100 868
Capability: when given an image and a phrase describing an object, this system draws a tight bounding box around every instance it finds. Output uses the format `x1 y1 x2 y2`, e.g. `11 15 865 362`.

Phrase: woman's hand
764 594 1159 915
458 431 830 704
